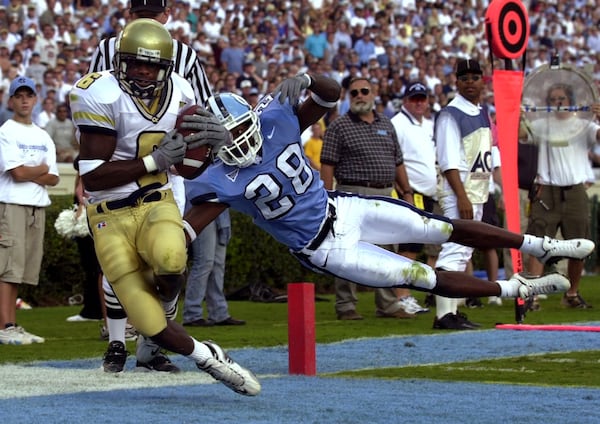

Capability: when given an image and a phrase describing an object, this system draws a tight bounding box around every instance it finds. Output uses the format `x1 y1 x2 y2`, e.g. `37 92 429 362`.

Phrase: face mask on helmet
206 93 263 168
113 19 174 99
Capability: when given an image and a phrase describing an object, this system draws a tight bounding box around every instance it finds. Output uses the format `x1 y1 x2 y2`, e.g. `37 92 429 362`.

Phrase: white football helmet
205 93 263 168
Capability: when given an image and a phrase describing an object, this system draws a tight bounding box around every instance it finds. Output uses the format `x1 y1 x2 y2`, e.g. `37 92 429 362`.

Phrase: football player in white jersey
88 0 214 374
70 19 260 396
181 74 593 313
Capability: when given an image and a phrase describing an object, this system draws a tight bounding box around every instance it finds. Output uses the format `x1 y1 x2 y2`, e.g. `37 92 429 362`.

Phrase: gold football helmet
113 18 173 99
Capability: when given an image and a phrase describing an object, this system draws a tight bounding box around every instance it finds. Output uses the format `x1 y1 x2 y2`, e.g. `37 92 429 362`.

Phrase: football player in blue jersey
181 73 594 310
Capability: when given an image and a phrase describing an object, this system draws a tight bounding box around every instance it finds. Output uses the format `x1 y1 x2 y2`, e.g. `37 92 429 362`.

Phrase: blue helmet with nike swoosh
205 92 263 168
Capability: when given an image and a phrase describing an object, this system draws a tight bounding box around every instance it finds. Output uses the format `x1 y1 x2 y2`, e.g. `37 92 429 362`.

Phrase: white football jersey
69 71 195 203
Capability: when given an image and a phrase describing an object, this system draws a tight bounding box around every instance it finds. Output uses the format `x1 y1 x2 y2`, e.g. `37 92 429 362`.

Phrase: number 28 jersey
69 70 195 203
185 95 329 252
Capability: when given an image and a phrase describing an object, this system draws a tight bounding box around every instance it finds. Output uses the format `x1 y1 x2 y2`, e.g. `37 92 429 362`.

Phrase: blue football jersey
185 95 329 251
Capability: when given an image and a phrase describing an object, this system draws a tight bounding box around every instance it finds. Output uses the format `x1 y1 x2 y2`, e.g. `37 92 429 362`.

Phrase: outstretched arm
182 201 228 244
297 74 341 133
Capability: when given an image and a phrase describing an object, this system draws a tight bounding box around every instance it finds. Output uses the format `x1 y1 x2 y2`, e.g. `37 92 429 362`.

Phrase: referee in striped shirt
88 0 213 104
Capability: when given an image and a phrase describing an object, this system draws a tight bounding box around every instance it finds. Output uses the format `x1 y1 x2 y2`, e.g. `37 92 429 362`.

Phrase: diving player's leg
448 219 594 263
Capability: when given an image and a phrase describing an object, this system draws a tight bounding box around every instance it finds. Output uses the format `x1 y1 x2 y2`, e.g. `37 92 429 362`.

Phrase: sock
187 339 212 363
162 295 179 321
107 317 127 343
519 234 544 256
497 279 520 297
435 296 455 318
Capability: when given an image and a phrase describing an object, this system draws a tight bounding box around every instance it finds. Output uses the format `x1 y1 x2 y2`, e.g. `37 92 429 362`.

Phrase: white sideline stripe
0 365 216 399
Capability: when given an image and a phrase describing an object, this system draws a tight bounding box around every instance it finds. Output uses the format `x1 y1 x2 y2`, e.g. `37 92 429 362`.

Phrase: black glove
151 130 186 171
180 108 230 151
273 74 312 105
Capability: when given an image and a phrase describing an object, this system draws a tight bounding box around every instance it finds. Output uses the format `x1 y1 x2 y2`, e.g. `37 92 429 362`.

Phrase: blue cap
404 81 428 99
9 76 36 97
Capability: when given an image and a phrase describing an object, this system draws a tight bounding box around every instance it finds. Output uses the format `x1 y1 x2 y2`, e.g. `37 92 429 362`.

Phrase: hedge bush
21 195 334 306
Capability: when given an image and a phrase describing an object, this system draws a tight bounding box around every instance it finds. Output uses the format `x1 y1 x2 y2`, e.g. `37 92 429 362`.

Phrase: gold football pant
87 191 186 336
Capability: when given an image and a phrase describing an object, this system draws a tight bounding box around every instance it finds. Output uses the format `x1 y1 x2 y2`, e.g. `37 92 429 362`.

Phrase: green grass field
3 275 599 387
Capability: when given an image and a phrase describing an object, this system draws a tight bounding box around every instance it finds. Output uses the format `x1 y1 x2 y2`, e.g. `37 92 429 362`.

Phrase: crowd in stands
1 0 600 159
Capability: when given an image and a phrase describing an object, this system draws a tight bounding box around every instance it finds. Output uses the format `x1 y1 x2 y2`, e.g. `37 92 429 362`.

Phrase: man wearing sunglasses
433 59 494 330
523 83 600 309
320 77 415 321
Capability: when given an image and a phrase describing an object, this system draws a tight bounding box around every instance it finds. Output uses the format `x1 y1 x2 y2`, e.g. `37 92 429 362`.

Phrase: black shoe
183 318 214 327
136 352 181 373
214 317 246 326
103 341 129 373
456 310 481 328
433 313 476 330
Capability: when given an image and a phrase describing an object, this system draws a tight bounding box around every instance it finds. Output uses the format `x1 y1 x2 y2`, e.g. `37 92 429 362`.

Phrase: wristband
142 155 158 173
311 92 338 108
182 219 197 243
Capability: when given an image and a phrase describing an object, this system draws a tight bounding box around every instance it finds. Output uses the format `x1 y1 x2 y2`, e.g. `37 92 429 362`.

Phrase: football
174 104 213 179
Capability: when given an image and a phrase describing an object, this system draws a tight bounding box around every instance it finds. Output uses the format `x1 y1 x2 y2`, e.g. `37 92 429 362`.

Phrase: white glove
151 130 186 171
273 74 312 105
180 108 230 151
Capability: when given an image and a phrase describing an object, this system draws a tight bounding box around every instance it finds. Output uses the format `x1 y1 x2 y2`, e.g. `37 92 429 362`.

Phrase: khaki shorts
526 184 590 239
0 203 45 285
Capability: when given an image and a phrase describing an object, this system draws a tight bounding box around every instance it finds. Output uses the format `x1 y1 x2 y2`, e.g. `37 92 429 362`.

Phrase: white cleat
537 236 595 265
512 272 570 299
196 340 261 396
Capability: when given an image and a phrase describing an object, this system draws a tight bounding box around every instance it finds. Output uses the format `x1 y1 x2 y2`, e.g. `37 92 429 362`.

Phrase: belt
540 183 582 202
96 187 164 213
305 201 337 251
337 180 393 189
541 184 575 190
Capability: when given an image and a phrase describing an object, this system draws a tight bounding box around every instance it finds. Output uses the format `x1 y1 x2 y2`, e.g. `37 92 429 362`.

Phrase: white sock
519 234 544 256
187 339 212 363
497 279 520 297
107 317 127 344
435 296 456 318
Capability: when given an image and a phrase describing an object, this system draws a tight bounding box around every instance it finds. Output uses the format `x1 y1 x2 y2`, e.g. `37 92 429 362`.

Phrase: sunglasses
457 74 481 82
350 87 370 97
549 96 567 102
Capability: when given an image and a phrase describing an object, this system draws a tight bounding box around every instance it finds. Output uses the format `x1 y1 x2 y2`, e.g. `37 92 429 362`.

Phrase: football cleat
135 335 180 373
537 236 594 265
196 340 261 396
135 353 180 373
512 272 570 299
103 341 129 373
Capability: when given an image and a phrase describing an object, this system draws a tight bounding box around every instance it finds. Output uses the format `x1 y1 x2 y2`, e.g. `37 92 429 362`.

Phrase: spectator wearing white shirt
202 10 222 43
34 96 55 129
587 27 600 54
